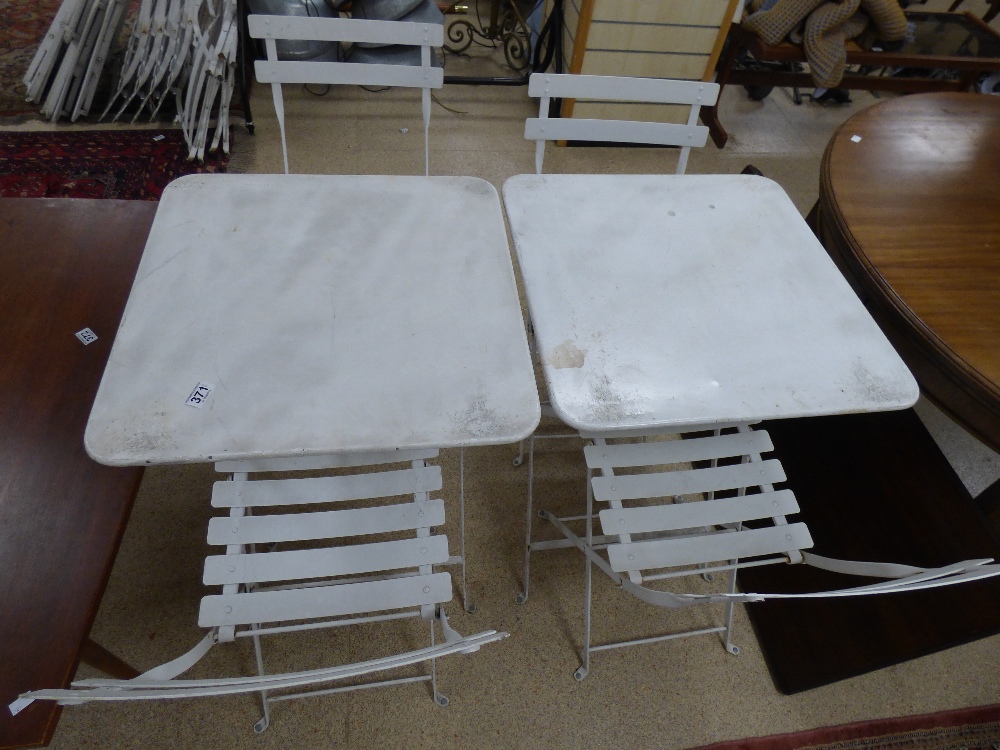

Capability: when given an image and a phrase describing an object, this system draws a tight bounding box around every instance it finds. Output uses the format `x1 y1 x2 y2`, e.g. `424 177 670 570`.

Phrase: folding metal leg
723 567 740 656
458 448 473 614
515 435 537 605
430 617 447 707
251 627 270 734
574 467 595 681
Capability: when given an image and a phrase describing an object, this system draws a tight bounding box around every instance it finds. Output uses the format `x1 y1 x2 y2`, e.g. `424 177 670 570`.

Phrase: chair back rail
199 571 454 627
525 72 720 174
203 535 451 585
248 14 444 175
207 498 446 545
211 465 442 507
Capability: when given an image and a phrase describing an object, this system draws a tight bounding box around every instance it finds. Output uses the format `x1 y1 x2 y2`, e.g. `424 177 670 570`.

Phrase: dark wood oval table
817 92 1000 458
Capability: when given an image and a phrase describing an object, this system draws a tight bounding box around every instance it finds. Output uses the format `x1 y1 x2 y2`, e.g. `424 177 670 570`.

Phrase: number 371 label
185 382 216 408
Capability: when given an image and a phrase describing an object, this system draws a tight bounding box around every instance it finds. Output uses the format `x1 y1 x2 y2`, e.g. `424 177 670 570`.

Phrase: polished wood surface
0 198 153 748
741 410 1000 694
818 92 1000 455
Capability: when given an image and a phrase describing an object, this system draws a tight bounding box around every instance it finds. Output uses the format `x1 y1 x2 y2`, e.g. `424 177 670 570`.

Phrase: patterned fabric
0 129 229 200
804 1 870 88
744 0 908 87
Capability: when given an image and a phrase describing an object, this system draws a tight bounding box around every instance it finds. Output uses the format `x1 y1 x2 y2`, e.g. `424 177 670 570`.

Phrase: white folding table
502 172 925 676
69 172 542 719
502 173 917 434
87 173 540 466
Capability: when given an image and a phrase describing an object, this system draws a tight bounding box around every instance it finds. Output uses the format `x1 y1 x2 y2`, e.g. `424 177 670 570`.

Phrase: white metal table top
502 173 918 434
86 174 540 466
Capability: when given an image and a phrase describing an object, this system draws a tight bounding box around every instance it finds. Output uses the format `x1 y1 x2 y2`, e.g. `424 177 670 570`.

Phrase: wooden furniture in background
708 12 1000 147
817 92 1000 493
0 198 153 748
949 0 1000 23
549 0 738 123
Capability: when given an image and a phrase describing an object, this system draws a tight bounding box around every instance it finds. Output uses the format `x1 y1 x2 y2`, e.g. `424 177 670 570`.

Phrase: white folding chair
14 450 505 732
248 14 444 175
511 74 1000 677
521 422 1000 680
524 72 719 176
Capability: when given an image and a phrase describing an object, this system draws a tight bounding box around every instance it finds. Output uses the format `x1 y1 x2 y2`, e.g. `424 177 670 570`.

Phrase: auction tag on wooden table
75 327 98 345
185 382 215 408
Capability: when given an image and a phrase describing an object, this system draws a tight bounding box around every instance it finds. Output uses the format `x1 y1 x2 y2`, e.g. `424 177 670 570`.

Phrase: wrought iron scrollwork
444 0 537 72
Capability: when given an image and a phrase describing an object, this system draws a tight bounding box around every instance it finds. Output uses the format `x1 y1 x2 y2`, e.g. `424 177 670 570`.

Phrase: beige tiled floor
9 3 1000 747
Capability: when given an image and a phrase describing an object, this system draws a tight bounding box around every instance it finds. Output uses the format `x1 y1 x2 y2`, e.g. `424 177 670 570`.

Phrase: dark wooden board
741 410 1000 694
0 198 154 748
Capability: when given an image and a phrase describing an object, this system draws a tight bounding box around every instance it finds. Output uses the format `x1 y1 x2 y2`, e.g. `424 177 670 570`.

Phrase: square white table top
86 174 540 466
502 173 918 434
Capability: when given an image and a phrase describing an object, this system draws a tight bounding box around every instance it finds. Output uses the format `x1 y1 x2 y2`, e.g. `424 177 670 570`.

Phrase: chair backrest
248 14 444 175
525 73 720 175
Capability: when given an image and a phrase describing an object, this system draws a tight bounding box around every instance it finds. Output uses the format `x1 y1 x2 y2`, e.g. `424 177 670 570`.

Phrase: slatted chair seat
15 449 505 731
529 426 998 680
248 14 444 175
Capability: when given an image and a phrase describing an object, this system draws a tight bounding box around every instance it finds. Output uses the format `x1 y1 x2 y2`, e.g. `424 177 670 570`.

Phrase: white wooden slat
607 522 813 573
199 571 453 627
599 489 799 535
212 466 442 508
578 422 755 440
203 535 451 585
255 59 444 89
215 448 438 474
592 459 786 502
207 499 445 546
525 117 708 148
527 73 719 106
584 431 774 469
248 14 444 46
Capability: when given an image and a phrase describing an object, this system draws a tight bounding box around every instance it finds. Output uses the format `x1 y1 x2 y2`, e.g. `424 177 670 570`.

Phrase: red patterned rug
688 704 1000 750
0 129 228 200
0 0 64 116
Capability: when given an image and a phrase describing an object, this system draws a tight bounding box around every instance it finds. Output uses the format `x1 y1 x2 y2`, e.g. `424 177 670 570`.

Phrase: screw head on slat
225 606 233 613
423 586 431 593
